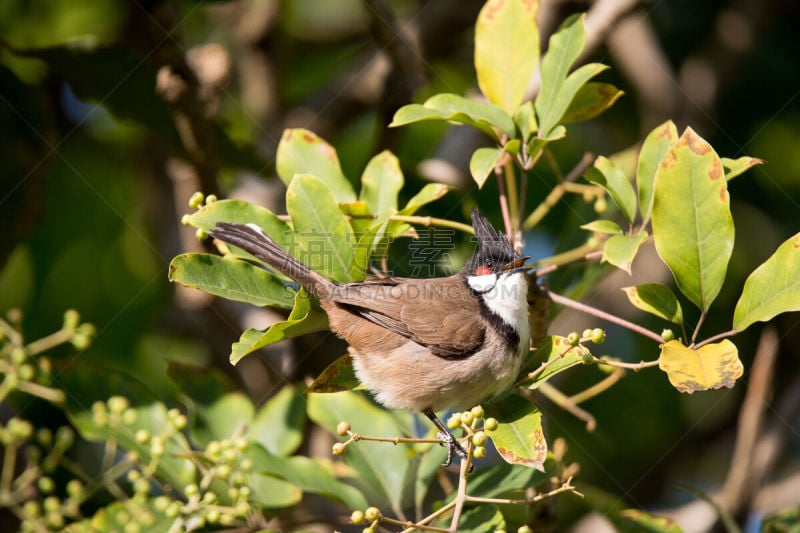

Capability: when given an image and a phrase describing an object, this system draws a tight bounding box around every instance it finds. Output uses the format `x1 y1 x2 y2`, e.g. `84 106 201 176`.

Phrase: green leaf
722 156 764 181
169 253 295 309
485 393 547 471
580 219 623 235
248 385 307 456
307 354 362 393
185 199 292 252
536 14 607 137
524 335 588 388
359 150 404 216
245 444 368 510
390 93 515 140
527 124 566 160
621 283 684 324
470 147 504 189
561 82 624 124
467 461 548 499
247 470 302 509
584 156 637 223
191 392 254 447
306 391 413 513
637 120 679 225
399 183 451 215
514 100 537 140
474 0 540 114
651 128 734 311
455 505 507 533
276 128 356 203
286 173 355 282
230 290 329 365
658 339 743 393
602 232 649 275
733 232 800 332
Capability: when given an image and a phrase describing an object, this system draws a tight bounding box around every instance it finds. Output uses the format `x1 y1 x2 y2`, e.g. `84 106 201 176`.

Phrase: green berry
66 479 83 498
484 417 498 431
446 414 461 430
470 405 484 419
215 464 231 480
205 194 218 205
364 506 381 521
518 526 532 533
336 421 351 436
10 347 27 365
566 332 581 346
63 309 81 331
591 328 606 344
134 477 150 496
150 436 164 457
661 328 675 342
18 364 35 381
351 510 365 524
460 411 474 426
135 429 150 444
184 483 199 497
196 228 209 240
473 445 486 458
594 197 607 214
180 214 191 226
188 192 205 209
38 476 55 494
582 329 593 340
472 431 487 446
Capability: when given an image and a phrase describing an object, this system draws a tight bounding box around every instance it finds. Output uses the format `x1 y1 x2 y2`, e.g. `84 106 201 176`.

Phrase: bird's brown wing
331 277 485 358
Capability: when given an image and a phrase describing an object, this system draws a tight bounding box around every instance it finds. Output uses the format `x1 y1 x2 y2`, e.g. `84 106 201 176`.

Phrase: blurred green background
1 0 799 529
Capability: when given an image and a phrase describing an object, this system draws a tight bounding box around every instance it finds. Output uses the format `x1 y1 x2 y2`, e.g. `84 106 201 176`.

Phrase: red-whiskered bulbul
210 208 530 465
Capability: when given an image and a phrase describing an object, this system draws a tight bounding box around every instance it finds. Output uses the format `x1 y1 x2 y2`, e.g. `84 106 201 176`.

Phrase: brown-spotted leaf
658 339 743 393
485 393 547 471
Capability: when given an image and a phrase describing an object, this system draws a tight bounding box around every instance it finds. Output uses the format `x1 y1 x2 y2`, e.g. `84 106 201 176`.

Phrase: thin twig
523 152 595 229
694 328 738 349
465 477 582 504
349 432 443 445
546 290 665 344
569 367 626 405
449 446 473 533
538 382 597 431
495 166 513 239
591 355 660 371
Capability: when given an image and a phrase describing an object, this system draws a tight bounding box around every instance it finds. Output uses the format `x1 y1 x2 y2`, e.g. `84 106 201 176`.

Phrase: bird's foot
436 430 471 471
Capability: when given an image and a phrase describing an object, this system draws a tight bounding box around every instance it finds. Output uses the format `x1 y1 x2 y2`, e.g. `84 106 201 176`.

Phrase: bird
209 207 531 465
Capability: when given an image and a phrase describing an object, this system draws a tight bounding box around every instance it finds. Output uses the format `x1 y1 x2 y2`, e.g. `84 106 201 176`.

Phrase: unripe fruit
484 417 498 431
460 411 474 426
472 431 487 446
470 405 484 419
196 228 209 240
332 442 346 456
582 329 593 340
591 328 606 344
364 506 381 521
63 309 80 331
474 445 486 458
446 414 461 430
336 421 351 436
661 328 675 342
567 332 581 346
188 192 204 209
351 510 365 524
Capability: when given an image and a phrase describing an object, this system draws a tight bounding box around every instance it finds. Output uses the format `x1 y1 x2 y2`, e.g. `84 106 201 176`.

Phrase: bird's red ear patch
474 266 492 276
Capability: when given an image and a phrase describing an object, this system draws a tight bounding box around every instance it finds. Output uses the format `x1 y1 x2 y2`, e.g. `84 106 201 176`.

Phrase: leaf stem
25 328 74 355
546 290 665 344
534 246 603 275
691 311 707 344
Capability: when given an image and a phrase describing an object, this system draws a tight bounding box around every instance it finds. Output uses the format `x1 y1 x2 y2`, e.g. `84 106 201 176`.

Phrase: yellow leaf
658 340 743 393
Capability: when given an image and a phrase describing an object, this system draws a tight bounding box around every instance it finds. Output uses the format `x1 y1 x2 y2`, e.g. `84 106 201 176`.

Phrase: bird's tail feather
209 222 332 298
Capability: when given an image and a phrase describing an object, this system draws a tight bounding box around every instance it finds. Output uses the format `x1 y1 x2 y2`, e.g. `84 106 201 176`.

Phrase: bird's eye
485 260 494 269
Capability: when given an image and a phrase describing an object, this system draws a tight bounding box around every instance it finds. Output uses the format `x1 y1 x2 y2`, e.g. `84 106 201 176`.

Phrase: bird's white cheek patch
467 273 497 293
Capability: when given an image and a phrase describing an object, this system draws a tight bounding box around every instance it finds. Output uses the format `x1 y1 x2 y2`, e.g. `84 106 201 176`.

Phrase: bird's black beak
500 255 531 274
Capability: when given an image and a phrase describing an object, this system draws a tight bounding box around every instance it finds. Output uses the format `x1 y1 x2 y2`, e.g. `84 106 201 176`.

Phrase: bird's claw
436 430 471 471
